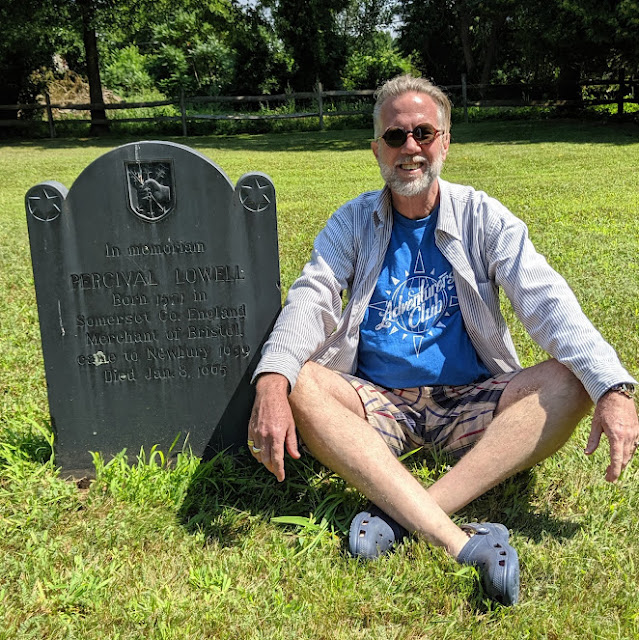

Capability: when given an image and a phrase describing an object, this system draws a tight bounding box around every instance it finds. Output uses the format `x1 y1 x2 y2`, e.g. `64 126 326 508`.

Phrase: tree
397 0 515 86
145 6 235 97
341 33 414 89
0 0 58 121
226 4 293 95
77 0 110 134
338 0 396 56
266 0 352 90
397 0 467 84
397 0 639 103
513 0 639 100
41 0 119 134
109 0 288 97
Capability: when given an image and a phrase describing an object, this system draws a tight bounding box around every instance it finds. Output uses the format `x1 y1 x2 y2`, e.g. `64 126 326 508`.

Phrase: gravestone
25 141 280 477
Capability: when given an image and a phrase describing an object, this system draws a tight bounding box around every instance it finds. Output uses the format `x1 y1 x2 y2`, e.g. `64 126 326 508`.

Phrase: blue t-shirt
356 207 491 388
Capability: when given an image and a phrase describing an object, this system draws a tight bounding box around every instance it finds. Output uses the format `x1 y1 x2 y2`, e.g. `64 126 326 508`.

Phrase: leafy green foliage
3 0 639 135
0 0 59 111
226 5 294 95
91 444 200 508
341 33 414 90
398 0 639 91
266 0 352 89
102 45 155 95
146 8 235 97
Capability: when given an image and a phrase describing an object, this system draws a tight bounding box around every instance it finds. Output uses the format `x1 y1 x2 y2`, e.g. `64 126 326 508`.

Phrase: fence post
45 91 56 139
617 68 625 116
461 74 468 124
180 88 188 136
317 82 324 131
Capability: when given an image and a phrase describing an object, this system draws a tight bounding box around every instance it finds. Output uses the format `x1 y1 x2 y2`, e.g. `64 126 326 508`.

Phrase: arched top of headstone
26 140 277 229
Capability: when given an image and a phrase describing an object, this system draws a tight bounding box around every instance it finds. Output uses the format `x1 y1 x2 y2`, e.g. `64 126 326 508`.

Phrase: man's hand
248 373 301 482
585 390 639 482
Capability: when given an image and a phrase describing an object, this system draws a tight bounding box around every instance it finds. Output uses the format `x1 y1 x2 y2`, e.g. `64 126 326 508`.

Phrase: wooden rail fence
1 76 636 138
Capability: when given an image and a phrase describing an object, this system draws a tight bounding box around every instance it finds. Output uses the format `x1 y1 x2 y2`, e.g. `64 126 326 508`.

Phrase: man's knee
498 359 592 417
290 361 325 401
546 359 591 408
290 362 365 420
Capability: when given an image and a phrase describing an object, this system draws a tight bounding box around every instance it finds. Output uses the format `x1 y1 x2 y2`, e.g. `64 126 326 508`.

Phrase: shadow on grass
172 446 582 613
177 449 361 548
450 118 639 146
0 420 54 467
404 447 582 544
451 465 581 543
177 446 580 552
2 129 372 153
4 118 639 155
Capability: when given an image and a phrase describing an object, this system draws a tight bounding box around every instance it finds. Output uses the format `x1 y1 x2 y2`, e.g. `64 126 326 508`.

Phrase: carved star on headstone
27 185 64 221
238 175 274 213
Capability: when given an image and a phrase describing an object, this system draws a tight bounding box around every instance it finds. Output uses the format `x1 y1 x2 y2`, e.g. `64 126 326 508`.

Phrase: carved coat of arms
126 161 175 222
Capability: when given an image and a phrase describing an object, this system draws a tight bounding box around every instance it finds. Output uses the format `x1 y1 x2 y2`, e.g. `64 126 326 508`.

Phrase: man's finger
269 439 286 482
258 442 273 469
605 439 624 482
247 434 262 458
621 436 637 469
285 425 301 460
584 421 603 455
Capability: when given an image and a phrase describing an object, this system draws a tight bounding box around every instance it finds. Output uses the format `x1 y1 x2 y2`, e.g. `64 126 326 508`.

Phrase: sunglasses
376 123 443 148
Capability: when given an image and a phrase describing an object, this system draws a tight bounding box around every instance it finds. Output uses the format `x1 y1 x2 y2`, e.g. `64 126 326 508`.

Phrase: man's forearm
255 371 291 396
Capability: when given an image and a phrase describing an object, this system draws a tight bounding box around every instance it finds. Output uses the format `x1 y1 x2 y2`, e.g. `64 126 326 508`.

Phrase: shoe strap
461 523 491 536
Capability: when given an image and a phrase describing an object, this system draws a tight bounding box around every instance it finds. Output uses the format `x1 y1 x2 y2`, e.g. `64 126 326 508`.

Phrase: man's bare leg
289 361 471 557
290 359 590 549
428 359 592 515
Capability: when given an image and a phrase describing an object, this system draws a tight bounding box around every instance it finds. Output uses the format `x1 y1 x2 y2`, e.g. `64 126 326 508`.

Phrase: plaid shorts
340 371 519 459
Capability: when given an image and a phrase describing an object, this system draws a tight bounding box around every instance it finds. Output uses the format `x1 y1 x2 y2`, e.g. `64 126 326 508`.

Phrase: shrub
341 37 415 90
103 45 155 96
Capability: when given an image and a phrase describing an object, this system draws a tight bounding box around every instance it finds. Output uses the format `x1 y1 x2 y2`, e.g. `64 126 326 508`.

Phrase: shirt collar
372 186 393 227
435 179 462 239
373 181 460 238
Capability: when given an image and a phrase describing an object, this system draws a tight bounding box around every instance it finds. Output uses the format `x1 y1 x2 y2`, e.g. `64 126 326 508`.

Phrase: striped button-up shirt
254 180 635 402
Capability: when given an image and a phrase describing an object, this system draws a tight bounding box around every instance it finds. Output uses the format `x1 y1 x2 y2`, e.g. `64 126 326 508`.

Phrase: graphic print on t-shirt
367 249 459 358
357 207 490 388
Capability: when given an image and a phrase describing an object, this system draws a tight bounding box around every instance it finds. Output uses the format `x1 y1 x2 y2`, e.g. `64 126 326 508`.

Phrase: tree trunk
557 61 582 102
0 75 22 122
557 60 582 116
458 4 475 80
79 0 109 135
480 19 500 92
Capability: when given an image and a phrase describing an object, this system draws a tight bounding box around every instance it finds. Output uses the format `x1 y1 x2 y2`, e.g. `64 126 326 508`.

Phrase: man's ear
371 139 379 160
440 132 450 162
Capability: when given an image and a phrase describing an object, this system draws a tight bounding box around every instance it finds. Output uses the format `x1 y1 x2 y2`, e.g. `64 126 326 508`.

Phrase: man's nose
401 132 422 153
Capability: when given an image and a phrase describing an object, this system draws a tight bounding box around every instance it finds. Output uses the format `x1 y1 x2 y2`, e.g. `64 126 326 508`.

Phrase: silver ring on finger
251 445 262 454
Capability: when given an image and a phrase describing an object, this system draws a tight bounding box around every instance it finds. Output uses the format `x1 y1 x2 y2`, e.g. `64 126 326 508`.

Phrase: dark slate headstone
25 141 280 476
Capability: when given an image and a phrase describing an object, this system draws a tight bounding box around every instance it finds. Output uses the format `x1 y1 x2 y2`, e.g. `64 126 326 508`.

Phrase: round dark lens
383 128 407 148
414 125 435 142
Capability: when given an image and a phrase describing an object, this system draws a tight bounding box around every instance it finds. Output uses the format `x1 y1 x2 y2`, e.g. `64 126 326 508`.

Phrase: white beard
379 152 444 198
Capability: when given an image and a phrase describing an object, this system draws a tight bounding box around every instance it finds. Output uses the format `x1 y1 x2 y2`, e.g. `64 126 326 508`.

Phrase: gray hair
373 75 452 137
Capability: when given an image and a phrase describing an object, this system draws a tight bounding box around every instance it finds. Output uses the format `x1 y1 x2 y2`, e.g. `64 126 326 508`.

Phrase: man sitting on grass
247 74 639 606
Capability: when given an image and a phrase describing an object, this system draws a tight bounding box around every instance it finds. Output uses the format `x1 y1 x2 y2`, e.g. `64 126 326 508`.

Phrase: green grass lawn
1 121 638 639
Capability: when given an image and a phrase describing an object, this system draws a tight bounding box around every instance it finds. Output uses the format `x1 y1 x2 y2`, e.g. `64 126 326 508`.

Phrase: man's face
372 92 449 198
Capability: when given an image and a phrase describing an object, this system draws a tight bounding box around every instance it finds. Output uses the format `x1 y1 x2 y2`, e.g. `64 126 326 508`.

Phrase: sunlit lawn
1 120 638 639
